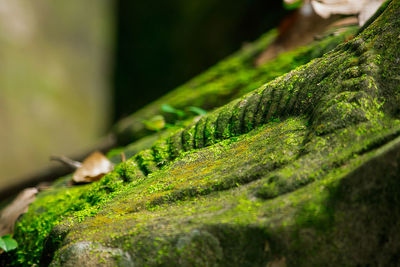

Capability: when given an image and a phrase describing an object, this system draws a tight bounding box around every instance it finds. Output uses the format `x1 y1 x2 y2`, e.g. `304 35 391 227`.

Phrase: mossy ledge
113 25 356 145
4 1 400 265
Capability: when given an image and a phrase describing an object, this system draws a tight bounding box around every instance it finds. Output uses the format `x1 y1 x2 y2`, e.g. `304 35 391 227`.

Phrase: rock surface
4 0 400 266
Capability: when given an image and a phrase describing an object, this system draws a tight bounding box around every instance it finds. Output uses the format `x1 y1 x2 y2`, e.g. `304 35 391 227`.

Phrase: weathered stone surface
4 0 400 266
49 241 132 267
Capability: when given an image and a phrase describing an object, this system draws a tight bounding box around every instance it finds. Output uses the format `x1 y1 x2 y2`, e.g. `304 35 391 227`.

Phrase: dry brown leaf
72 151 114 183
311 0 384 25
358 0 383 25
256 2 337 65
0 188 38 236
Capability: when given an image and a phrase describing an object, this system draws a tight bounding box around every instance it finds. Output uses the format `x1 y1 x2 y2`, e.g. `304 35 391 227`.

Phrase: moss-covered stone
4 0 400 266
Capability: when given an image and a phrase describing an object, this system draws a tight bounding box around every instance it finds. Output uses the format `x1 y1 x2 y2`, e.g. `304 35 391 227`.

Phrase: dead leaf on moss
0 188 38 237
51 151 114 184
72 151 114 184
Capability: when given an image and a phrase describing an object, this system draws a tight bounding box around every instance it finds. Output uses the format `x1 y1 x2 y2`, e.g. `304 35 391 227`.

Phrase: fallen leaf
72 151 114 183
358 0 384 25
311 0 362 18
256 2 338 65
0 188 38 237
311 0 384 25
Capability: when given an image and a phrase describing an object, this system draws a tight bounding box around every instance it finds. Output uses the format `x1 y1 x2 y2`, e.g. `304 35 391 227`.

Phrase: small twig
120 152 126 163
35 182 51 192
50 155 82 169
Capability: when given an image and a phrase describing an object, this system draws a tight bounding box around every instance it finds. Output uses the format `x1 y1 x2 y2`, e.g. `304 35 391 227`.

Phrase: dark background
113 0 287 121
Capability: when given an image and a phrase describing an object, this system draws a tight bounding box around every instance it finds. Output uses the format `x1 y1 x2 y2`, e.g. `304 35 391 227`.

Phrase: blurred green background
0 0 286 190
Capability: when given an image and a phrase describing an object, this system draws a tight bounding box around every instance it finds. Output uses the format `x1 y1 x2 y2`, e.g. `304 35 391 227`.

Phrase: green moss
11 186 88 266
134 149 159 175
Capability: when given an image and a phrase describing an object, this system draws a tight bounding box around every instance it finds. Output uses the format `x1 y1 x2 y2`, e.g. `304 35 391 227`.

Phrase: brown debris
255 2 338 66
0 187 38 236
72 151 114 184
311 0 384 25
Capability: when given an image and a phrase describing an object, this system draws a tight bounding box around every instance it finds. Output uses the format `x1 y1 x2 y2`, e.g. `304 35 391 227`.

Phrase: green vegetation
0 235 18 252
